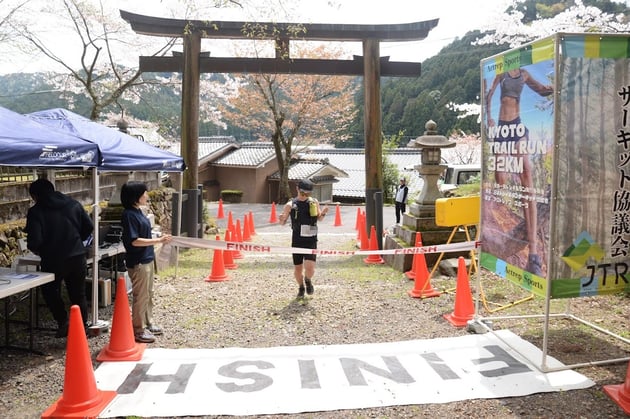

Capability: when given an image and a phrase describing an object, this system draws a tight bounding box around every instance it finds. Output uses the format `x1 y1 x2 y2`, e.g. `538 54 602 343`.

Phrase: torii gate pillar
363 39 383 249
181 33 201 189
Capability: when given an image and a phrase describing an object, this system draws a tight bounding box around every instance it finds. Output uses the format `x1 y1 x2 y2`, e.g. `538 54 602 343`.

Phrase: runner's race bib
300 225 317 237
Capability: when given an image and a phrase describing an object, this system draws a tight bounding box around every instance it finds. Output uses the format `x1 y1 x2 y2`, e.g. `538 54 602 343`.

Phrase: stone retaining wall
0 169 168 267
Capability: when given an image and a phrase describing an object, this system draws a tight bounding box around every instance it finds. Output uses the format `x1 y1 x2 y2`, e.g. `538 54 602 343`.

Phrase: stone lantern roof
409 120 456 150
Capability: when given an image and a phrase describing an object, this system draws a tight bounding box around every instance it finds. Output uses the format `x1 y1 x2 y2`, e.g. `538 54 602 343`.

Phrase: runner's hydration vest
290 197 318 231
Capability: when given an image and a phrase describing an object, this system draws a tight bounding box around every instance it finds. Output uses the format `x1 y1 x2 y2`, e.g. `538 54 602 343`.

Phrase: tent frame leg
88 167 109 337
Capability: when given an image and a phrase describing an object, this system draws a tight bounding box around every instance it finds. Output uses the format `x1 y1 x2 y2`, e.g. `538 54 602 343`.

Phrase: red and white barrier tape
168 236 480 256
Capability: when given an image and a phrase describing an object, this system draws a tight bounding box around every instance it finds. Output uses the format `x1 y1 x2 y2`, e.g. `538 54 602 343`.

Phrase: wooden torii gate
120 10 438 242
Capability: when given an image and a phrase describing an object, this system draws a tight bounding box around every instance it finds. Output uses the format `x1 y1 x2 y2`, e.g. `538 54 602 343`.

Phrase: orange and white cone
42 305 116 418
248 211 257 235
206 235 229 282
97 276 146 362
354 207 361 231
407 243 440 299
405 233 423 280
363 225 385 264
217 198 225 219
333 204 342 226
604 360 630 415
269 202 278 223
443 256 474 326
242 214 252 242
223 229 238 270
229 224 243 259
233 220 244 259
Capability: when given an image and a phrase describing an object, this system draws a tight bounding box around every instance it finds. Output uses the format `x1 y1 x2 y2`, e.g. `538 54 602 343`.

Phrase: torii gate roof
120 10 439 43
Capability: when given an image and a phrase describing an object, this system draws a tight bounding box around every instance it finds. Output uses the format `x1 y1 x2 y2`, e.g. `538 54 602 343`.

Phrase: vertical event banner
480 33 630 299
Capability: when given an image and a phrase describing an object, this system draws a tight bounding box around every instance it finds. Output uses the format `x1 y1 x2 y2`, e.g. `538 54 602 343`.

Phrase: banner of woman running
480 32 630 299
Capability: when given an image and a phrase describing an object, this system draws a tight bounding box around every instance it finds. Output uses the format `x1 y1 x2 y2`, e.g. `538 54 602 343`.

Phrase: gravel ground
1 204 629 418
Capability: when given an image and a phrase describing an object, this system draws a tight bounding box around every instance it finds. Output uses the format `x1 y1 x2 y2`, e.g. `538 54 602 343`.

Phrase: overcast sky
7 0 629 75
1 0 503 75
120 0 509 63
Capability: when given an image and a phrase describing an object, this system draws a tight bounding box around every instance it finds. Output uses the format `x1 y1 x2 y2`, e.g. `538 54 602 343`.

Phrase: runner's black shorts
291 237 317 265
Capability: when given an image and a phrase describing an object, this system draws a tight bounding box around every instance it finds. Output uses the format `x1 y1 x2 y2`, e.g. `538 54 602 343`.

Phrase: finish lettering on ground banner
96 331 594 417
115 345 530 395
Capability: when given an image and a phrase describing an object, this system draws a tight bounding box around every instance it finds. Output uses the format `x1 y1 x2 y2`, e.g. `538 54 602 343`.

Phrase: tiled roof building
172 137 423 203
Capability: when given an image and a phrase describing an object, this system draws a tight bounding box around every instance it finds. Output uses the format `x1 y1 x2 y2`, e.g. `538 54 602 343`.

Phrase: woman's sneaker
134 329 156 343
147 325 163 336
297 286 306 298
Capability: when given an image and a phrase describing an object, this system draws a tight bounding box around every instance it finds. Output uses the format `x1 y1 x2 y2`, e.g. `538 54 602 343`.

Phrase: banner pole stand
470 288 630 372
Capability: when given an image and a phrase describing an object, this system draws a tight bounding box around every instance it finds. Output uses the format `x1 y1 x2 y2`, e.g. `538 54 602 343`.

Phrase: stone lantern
408 120 455 212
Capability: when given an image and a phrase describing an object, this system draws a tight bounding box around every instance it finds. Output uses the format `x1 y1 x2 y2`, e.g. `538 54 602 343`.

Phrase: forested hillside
344 32 506 147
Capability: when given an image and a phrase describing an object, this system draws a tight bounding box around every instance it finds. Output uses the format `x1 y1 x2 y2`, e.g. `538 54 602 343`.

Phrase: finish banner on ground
94 330 593 417
167 236 479 256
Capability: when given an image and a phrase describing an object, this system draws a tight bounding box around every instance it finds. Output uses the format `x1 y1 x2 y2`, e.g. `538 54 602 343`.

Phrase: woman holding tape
279 179 328 299
120 181 172 343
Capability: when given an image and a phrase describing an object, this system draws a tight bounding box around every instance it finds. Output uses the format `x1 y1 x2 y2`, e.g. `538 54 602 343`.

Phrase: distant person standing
278 179 328 298
395 178 408 224
25 178 93 338
120 181 172 343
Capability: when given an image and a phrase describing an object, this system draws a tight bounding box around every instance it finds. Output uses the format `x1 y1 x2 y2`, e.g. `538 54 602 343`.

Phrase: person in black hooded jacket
25 178 93 338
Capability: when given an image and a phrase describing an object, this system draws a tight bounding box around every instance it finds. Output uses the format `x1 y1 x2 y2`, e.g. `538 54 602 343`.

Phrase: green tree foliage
367 32 504 147
382 131 404 203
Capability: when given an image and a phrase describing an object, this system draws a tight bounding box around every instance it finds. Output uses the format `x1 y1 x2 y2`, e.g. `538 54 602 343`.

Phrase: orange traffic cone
226 211 234 237
231 223 244 259
269 202 278 223
356 210 363 240
359 217 369 250
206 235 229 282
228 226 243 259
604 361 630 415
248 211 257 235
217 198 225 219
444 256 475 326
354 207 361 231
364 225 385 264
407 243 441 299
333 204 342 226
42 305 116 418
97 277 146 362
405 233 423 280
223 229 238 270
242 215 252 242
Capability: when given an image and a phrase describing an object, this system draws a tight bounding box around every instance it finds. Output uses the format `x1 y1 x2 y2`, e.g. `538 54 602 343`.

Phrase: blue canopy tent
0 106 101 167
0 105 105 329
27 108 185 331
27 108 183 172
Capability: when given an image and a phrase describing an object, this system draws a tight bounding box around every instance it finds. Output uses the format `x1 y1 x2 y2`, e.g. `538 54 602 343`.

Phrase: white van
439 164 481 195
